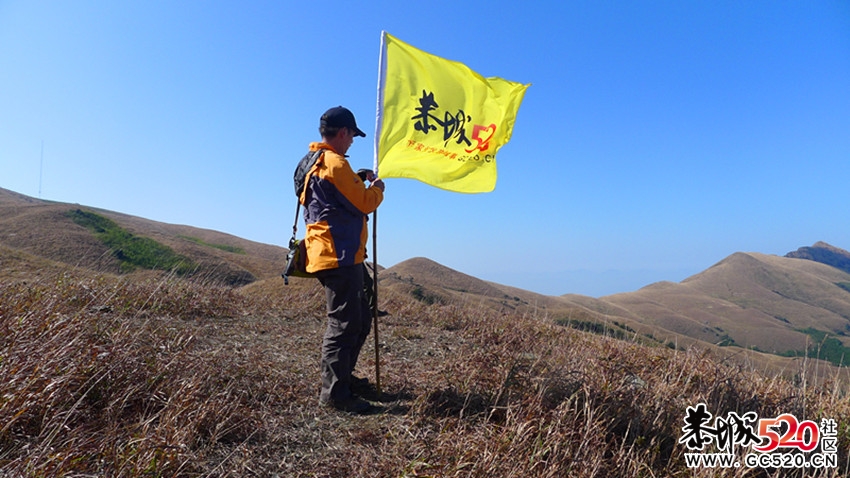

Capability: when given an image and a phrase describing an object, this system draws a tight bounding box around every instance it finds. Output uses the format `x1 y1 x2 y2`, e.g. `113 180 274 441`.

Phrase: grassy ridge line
67 209 196 274
0 271 848 476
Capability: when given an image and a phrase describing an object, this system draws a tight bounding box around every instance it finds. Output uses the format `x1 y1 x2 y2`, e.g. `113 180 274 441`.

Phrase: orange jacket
299 142 384 272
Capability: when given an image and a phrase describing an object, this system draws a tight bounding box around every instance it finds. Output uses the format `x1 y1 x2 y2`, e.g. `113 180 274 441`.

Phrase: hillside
381 250 850 374
603 252 850 363
0 187 286 285
4 186 850 372
379 257 567 313
2 186 849 475
3 259 847 477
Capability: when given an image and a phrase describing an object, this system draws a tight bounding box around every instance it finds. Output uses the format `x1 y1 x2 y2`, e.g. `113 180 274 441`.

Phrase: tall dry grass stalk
1 271 847 476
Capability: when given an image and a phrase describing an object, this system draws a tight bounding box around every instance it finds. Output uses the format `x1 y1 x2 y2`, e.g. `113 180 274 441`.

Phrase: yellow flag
374 32 529 193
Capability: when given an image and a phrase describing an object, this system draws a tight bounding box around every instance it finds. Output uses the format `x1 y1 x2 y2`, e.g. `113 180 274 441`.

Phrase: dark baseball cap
321 106 366 137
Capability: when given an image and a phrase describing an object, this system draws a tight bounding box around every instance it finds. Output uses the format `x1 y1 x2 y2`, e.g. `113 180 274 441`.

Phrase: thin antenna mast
39 141 44 198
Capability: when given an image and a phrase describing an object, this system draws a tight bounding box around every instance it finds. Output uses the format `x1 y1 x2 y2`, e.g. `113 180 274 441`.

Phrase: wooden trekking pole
372 209 381 395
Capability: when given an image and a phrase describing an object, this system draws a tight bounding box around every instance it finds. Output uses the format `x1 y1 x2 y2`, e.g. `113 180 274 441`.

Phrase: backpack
293 149 324 197
282 149 324 284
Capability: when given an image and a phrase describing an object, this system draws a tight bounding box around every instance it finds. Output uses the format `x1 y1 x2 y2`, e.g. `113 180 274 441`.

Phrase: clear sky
2 1 849 297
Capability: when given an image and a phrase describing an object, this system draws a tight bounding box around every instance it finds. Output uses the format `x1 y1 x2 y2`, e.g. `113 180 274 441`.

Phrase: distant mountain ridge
786 241 850 275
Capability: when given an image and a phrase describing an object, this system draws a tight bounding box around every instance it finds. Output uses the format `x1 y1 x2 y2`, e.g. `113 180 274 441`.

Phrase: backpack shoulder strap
290 149 325 245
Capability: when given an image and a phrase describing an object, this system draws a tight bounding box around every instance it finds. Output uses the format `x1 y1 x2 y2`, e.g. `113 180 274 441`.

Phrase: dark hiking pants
316 264 372 403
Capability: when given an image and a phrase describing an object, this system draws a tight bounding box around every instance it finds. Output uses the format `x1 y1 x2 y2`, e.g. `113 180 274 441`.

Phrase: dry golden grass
1 269 848 477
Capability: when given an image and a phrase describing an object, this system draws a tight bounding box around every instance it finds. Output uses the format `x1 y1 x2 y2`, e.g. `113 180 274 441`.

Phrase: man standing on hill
298 106 385 414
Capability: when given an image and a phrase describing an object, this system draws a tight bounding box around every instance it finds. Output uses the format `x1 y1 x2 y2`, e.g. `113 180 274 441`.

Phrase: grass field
1 269 848 477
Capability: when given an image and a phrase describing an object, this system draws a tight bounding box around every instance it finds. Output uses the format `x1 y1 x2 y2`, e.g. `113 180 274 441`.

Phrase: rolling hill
3 186 850 371
604 251 850 360
381 250 850 370
0 187 285 285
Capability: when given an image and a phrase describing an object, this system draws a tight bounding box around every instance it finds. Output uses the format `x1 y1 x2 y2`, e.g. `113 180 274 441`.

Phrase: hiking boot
319 396 373 414
351 375 372 393
351 376 383 400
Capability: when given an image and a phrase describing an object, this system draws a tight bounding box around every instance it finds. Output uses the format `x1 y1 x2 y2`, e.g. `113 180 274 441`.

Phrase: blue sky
1 1 848 297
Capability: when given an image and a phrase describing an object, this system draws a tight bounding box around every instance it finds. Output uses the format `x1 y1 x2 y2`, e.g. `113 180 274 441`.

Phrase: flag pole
372 209 381 396
372 31 388 397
